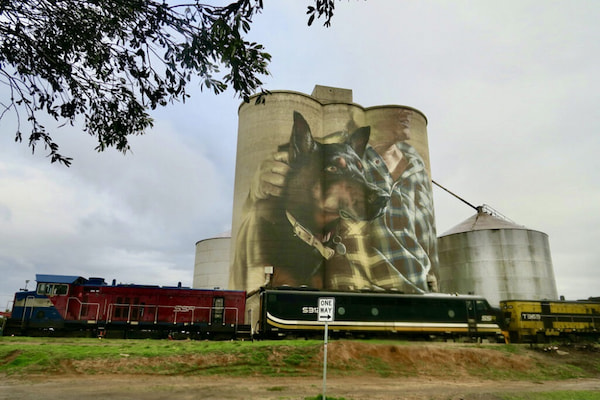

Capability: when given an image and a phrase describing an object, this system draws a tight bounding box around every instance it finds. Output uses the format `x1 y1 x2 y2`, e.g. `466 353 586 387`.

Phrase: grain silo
229 85 437 295
229 85 438 328
193 233 231 289
437 205 558 306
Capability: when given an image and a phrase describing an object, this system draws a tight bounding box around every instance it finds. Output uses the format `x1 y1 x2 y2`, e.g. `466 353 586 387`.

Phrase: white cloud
1 0 599 307
0 114 234 306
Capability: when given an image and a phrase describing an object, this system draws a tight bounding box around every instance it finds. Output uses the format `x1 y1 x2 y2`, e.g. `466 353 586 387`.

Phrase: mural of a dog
233 111 389 288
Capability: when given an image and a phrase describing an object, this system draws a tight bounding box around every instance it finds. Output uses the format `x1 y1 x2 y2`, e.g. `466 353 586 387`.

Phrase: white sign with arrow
318 297 335 322
317 297 335 399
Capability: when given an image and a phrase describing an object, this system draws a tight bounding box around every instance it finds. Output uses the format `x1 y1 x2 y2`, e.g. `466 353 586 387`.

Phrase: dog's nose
367 194 389 220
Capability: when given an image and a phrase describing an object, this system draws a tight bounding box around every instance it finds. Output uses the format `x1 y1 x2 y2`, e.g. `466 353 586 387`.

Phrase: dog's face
285 111 389 232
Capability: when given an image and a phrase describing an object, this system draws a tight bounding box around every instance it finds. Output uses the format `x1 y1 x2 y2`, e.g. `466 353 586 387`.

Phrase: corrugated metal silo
437 206 558 306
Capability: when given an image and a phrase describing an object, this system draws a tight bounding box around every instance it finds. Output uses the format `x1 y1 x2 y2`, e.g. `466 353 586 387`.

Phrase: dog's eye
325 165 338 173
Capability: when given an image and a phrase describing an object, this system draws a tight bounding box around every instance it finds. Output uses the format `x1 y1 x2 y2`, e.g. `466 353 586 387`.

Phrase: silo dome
193 232 231 289
437 206 558 306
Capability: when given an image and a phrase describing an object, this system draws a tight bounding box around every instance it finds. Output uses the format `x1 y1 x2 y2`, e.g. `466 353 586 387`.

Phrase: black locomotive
258 288 505 342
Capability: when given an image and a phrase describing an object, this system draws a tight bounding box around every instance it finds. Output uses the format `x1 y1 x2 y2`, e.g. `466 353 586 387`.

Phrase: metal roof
439 210 526 236
36 274 86 284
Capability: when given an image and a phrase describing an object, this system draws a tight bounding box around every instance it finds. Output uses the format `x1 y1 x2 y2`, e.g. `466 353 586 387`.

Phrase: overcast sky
1 1 599 309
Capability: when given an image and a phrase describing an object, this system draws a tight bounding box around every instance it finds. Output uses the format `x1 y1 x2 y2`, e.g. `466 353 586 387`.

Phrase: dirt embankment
56 341 600 380
2 341 600 400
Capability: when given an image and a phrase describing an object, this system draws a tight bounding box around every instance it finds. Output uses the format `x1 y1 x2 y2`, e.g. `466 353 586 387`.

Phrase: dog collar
285 211 335 260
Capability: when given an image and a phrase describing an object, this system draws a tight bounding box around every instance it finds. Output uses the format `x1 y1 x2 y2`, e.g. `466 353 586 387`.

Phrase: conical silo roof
440 206 525 236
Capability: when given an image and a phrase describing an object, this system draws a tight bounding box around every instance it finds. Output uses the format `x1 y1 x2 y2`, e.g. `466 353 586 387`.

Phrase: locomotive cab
3 274 85 335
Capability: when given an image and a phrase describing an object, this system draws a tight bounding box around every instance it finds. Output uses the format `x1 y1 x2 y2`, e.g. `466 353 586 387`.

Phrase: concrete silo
193 233 231 289
437 206 558 306
229 85 437 295
229 85 438 328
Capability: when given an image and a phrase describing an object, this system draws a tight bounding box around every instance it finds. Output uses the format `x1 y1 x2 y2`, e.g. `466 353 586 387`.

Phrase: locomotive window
371 307 379 317
448 309 456 318
37 283 68 296
54 284 68 295
338 307 346 316
130 298 141 320
212 297 224 324
475 301 488 312
115 297 125 318
37 283 47 295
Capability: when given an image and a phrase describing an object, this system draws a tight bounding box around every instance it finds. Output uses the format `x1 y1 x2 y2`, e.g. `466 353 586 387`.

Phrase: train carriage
500 299 600 343
4 274 248 339
259 288 505 341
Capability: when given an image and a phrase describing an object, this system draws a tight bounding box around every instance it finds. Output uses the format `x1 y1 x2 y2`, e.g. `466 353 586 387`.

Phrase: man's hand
249 151 290 201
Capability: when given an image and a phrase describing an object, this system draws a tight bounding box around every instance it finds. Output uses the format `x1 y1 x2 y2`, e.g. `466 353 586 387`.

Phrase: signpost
318 297 335 400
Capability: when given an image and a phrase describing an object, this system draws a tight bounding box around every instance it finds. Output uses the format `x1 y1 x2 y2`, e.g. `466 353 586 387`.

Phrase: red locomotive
3 274 248 339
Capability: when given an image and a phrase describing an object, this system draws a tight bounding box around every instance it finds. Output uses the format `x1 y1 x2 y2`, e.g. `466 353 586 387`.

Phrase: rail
65 297 101 321
105 303 240 327
4 300 13 314
542 313 600 324
22 296 35 325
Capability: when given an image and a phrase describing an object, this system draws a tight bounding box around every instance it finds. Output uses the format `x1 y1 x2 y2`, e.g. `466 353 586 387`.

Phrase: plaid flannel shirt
325 142 439 293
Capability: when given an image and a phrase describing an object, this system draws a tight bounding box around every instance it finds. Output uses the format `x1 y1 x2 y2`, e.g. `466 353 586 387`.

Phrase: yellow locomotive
500 299 600 343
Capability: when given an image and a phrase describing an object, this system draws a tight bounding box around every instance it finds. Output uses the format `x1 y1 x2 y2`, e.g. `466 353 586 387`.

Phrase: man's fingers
268 161 290 177
261 181 284 198
272 151 289 163
262 171 287 188
250 151 291 201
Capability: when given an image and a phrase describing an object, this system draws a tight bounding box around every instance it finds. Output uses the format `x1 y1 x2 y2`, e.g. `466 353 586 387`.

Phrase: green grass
0 337 323 376
1 336 599 383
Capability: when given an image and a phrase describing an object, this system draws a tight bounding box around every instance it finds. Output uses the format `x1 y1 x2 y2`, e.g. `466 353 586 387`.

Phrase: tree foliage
0 0 336 166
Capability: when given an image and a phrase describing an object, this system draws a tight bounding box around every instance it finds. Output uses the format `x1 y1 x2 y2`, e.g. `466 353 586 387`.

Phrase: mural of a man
235 108 439 294
323 110 439 293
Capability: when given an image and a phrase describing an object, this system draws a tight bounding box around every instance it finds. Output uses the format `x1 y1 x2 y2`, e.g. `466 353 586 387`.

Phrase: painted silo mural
229 86 439 297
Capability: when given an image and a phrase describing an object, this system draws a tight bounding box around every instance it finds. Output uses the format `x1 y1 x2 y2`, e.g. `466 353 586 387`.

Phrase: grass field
1 336 599 380
1 337 600 400
0 336 324 376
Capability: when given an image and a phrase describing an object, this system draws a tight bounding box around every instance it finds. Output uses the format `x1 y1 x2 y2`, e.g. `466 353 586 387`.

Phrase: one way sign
318 297 335 322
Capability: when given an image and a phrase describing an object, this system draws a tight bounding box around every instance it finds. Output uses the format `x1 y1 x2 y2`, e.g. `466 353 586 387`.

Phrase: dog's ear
347 126 371 158
289 111 318 163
